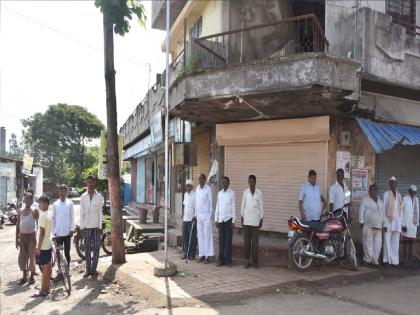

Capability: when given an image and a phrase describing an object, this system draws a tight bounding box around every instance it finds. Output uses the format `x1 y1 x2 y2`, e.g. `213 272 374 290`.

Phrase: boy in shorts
34 196 52 297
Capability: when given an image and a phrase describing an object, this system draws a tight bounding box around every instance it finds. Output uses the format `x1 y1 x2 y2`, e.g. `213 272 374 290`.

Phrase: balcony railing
181 14 328 73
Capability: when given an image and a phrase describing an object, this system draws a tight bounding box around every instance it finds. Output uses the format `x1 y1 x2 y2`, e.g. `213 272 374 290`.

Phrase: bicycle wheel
57 250 72 295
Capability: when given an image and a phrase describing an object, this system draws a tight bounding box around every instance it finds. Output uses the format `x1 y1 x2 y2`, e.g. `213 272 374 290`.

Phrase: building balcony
151 0 187 31
330 7 420 96
167 14 360 123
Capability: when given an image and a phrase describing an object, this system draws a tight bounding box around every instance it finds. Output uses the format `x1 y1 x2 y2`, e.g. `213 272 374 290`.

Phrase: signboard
351 169 369 200
122 135 151 160
336 151 351 179
150 112 163 146
22 155 34 175
98 130 124 180
0 163 12 177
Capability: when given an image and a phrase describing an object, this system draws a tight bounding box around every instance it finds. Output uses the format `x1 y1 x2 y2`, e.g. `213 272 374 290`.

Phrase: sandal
28 277 35 285
17 278 27 285
32 290 49 297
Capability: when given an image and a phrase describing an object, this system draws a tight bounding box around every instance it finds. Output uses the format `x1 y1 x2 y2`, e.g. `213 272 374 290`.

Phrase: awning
356 117 420 154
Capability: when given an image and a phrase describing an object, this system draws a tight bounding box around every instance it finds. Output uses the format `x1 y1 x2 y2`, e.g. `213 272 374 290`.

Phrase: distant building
0 156 43 205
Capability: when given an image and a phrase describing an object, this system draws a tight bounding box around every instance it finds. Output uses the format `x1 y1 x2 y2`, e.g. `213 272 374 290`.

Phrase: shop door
225 142 327 233
376 145 420 195
136 158 145 203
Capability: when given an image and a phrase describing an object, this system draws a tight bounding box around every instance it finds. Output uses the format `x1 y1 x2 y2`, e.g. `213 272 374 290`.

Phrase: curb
97 259 391 308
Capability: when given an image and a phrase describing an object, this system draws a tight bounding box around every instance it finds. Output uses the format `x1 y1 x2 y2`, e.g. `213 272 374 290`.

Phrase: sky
0 0 166 148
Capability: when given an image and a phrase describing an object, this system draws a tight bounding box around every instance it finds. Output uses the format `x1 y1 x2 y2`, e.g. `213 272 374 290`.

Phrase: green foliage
177 53 204 78
81 164 108 200
6 132 27 160
22 104 104 186
103 214 111 230
95 0 147 36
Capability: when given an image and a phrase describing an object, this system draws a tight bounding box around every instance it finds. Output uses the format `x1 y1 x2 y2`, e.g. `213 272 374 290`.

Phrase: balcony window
386 0 417 34
190 17 203 39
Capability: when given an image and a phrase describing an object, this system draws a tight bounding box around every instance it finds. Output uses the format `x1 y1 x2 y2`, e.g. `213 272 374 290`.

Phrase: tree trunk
103 9 125 264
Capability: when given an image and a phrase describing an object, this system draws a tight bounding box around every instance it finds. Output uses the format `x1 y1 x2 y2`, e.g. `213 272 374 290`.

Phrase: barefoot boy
34 196 52 297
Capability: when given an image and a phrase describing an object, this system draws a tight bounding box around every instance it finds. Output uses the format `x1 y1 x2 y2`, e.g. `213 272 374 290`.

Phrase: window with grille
386 0 416 34
190 17 203 39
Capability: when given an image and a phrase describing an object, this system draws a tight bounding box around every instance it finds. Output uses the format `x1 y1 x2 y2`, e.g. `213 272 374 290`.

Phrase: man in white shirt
195 174 214 264
52 184 75 267
215 176 235 267
383 176 403 266
80 175 104 277
359 184 384 266
181 179 197 260
401 185 419 265
329 168 350 212
299 170 327 221
241 175 263 269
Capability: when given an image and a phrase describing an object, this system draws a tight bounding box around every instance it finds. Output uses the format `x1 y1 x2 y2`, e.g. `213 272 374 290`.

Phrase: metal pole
164 0 170 268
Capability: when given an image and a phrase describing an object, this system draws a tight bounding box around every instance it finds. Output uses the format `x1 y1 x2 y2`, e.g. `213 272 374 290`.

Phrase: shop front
356 118 420 196
216 116 330 233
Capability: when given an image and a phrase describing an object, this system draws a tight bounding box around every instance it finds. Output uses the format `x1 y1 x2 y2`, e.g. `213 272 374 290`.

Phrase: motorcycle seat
300 220 325 232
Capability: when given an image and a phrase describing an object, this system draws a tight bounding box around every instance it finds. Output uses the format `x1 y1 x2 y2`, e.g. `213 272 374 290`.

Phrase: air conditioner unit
172 142 197 166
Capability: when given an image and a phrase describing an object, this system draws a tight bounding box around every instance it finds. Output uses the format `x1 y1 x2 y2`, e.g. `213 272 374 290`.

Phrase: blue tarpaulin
356 117 420 154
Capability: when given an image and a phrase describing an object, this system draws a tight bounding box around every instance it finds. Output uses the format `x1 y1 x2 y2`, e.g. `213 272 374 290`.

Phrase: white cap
389 176 397 182
409 184 417 192
186 179 193 186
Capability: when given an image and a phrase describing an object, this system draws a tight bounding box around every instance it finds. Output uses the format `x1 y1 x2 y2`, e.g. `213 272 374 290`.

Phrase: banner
351 169 369 200
22 155 34 175
98 130 124 180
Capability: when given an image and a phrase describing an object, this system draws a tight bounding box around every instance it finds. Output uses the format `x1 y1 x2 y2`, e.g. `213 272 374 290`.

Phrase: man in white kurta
195 174 214 263
329 168 350 212
359 185 384 265
383 176 403 266
401 185 419 264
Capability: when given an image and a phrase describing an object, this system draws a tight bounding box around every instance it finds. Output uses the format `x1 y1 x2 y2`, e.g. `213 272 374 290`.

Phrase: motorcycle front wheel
289 234 314 271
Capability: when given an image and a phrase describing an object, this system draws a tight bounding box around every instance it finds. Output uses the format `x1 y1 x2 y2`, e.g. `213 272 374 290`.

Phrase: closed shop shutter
225 142 327 233
376 145 420 196
192 129 211 186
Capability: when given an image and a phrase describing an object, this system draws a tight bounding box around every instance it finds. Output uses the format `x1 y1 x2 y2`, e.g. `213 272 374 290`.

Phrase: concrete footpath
98 248 377 308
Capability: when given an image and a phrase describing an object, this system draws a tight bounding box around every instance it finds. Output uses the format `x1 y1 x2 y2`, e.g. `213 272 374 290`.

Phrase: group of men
182 173 263 268
15 175 104 297
359 177 419 266
298 168 419 267
299 168 350 222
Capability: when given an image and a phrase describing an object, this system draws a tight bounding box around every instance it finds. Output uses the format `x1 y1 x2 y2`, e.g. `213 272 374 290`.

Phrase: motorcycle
0 210 5 229
73 223 112 260
288 191 358 272
4 200 18 225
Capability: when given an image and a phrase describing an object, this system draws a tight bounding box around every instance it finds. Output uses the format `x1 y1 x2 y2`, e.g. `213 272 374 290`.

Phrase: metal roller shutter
376 145 420 196
225 142 327 233
192 129 210 187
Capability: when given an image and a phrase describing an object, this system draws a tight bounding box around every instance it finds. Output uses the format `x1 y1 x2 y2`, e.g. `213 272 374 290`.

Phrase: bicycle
51 236 72 295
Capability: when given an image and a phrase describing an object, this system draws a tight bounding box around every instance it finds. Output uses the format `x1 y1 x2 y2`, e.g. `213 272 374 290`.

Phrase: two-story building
121 0 420 252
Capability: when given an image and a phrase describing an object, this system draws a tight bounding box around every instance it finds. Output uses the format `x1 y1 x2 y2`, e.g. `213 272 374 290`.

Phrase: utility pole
103 5 125 264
